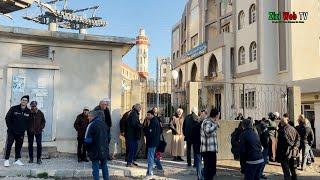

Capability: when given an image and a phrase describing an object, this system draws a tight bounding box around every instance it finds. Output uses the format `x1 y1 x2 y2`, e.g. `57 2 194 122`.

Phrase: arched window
238 10 245 30
191 63 197 82
238 46 245 65
178 69 183 88
208 54 218 78
250 42 257 62
249 4 256 24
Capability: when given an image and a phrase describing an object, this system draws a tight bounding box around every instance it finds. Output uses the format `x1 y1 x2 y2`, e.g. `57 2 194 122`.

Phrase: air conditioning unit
0 0 34 14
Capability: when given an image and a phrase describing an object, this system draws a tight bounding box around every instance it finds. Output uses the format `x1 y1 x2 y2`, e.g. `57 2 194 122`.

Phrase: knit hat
83 106 90 111
21 95 30 102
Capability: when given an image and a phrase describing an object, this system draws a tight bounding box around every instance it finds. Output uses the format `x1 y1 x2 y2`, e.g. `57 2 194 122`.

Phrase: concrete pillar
79 28 87 34
130 80 142 117
288 86 301 126
314 102 320 149
48 22 57 32
187 82 199 114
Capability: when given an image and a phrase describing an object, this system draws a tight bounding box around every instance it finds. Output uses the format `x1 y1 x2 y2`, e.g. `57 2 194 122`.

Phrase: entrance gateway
10 68 54 141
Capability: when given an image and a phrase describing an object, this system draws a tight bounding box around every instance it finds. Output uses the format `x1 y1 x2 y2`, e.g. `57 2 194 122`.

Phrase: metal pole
156 59 160 108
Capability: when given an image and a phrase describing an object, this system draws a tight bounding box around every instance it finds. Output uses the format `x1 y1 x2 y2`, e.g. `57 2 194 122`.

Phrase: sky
0 0 187 79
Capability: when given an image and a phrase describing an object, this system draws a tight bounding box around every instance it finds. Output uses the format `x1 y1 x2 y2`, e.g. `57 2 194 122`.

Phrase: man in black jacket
28 101 46 164
144 110 161 177
259 121 269 179
125 104 142 167
94 99 112 160
183 107 198 167
240 119 264 180
4 95 31 167
276 116 300 180
74 106 90 162
85 110 109 180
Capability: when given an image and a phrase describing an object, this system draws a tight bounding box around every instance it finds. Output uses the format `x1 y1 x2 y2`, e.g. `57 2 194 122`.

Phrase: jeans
260 148 268 177
127 140 139 164
4 131 24 160
244 162 264 180
194 153 203 180
281 158 297 180
27 132 42 160
186 141 193 166
92 158 109 180
147 147 156 176
202 151 216 180
301 144 311 169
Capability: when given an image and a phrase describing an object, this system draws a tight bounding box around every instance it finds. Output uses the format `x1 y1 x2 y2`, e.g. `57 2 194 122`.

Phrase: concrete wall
163 120 240 160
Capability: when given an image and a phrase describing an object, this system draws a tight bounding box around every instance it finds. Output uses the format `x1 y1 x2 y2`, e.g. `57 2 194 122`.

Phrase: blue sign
186 43 207 59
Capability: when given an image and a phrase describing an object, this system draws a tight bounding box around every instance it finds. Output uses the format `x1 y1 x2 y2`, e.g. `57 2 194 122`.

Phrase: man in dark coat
85 110 109 180
144 110 161 177
4 95 31 167
94 99 112 160
267 112 278 162
28 101 46 164
183 107 198 166
276 116 300 180
119 106 134 161
259 121 269 179
239 119 264 180
74 106 90 162
125 104 142 167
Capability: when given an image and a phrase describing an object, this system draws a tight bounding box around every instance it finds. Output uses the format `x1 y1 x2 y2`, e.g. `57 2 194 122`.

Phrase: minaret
136 28 149 79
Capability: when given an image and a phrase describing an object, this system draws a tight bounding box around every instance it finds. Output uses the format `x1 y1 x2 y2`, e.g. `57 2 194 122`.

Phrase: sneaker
37 159 42 165
132 162 139 166
28 159 33 163
14 159 24 166
126 163 133 167
4 160 10 167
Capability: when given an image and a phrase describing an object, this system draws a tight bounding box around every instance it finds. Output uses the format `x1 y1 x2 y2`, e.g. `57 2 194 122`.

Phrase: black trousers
202 151 217 180
281 158 297 180
4 131 24 160
77 137 87 160
28 132 42 160
186 141 193 166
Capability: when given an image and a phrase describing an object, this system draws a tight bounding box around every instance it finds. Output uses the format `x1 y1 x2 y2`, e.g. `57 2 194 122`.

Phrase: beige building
172 0 320 148
0 25 135 154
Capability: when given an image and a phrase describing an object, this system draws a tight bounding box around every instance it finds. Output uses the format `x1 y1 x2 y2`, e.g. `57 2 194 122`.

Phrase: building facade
0 25 135 154
171 0 320 124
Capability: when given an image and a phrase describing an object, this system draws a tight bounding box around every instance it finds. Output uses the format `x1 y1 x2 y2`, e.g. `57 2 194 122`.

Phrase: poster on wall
12 76 25 93
38 78 47 89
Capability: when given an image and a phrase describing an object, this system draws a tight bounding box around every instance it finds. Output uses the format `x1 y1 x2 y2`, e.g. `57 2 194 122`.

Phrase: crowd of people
4 95 317 180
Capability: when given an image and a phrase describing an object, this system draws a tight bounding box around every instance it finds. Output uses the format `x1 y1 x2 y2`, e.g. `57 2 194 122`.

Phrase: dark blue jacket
5 105 31 135
144 117 161 148
85 117 108 161
239 128 263 166
125 109 142 141
191 120 203 154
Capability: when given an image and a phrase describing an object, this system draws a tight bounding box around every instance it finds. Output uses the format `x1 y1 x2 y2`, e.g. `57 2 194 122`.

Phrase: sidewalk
0 157 319 179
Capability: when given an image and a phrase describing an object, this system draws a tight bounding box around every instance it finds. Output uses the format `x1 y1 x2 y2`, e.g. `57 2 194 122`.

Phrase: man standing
125 104 142 167
239 119 264 180
4 95 31 167
94 99 112 160
85 110 109 180
267 112 278 162
28 101 46 164
74 106 90 162
144 110 161 177
276 116 300 180
183 107 198 166
119 106 133 161
201 108 220 180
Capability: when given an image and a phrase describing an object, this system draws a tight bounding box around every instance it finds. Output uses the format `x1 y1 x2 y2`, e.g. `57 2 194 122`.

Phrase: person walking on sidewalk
239 119 264 180
85 110 109 180
4 95 31 167
296 115 314 171
276 116 300 180
170 108 185 161
200 108 220 180
125 104 142 167
144 110 161 177
74 106 90 162
183 107 199 167
28 101 46 164
94 99 113 160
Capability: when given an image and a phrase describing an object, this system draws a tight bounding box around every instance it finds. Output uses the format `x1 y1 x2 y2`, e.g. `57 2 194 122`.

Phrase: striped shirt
200 118 219 153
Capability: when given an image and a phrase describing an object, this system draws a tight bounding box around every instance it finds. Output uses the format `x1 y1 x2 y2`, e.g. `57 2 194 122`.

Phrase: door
11 68 54 141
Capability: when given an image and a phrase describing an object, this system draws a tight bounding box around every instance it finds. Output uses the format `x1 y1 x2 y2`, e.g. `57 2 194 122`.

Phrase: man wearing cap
28 101 46 164
74 107 90 162
4 95 31 167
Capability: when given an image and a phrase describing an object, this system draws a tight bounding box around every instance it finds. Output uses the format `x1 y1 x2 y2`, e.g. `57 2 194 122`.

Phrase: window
238 10 245 30
22 44 49 58
163 68 167 73
191 34 199 48
249 4 256 24
249 42 257 62
177 50 180 58
240 91 256 109
173 53 175 60
238 46 245 65
221 23 230 33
